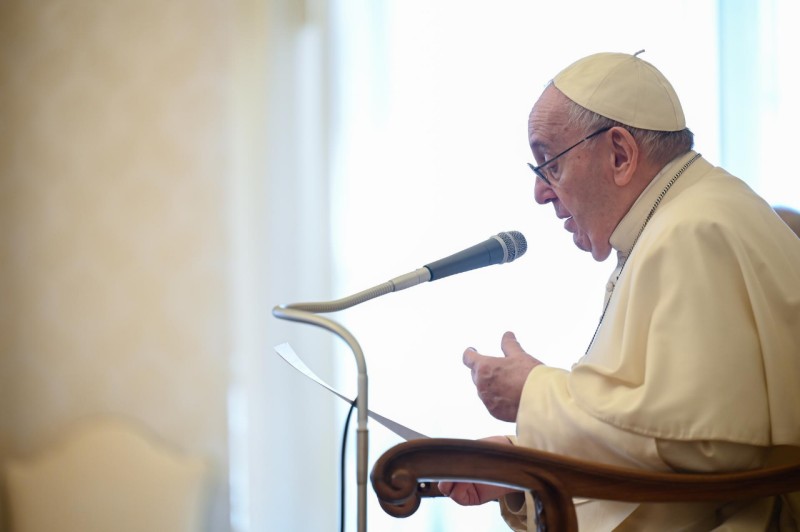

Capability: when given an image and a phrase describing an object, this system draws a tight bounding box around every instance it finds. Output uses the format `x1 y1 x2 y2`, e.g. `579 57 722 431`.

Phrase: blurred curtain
233 1 339 532
719 0 800 208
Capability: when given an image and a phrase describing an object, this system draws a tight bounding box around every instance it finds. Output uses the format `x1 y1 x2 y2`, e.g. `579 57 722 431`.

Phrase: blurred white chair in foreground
4 417 209 532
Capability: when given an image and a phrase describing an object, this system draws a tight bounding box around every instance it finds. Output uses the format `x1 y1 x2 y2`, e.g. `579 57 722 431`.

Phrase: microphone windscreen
496 231 527 263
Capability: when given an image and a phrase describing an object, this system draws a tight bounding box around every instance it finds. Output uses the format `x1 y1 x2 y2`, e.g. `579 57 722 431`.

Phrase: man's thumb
501 331 522 357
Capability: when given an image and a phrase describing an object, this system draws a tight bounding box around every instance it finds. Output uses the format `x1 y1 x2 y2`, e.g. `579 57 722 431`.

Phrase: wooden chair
371 438 800 531
3 417 210 532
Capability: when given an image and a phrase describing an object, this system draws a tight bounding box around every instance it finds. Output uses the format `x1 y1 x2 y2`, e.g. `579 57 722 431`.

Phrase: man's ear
608 127 638 187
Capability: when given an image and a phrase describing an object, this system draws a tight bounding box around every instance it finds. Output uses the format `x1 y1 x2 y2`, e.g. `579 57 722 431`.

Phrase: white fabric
508 152 800 530
572 152 800 446
553 52 686 131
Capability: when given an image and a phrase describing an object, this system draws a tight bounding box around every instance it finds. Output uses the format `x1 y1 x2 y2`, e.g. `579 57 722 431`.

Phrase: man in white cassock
437 52 800 530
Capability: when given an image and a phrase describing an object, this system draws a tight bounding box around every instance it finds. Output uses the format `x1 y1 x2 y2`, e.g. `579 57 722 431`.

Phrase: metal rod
272 305 369 532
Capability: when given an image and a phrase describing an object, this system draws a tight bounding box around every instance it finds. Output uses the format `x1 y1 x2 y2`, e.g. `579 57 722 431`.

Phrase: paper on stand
274 342 428 440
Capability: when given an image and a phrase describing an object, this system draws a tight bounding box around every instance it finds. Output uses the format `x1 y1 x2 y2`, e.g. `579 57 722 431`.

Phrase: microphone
279 231 527 314
423 230 527 281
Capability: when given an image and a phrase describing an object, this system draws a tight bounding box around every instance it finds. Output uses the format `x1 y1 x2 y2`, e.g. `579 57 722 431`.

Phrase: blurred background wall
0 1 338 531
0 1 234 529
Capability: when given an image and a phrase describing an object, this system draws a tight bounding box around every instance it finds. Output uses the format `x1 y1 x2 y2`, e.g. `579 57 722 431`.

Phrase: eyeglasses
527 126 612 186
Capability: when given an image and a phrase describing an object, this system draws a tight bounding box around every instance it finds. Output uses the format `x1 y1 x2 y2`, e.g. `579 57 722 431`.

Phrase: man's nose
534 176 556 205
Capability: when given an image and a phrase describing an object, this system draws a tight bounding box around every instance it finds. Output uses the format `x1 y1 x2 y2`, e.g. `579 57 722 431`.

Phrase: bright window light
329 2 720 530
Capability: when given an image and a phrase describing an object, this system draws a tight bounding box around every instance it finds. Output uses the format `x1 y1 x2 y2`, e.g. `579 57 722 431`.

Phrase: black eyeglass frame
527 126 613 186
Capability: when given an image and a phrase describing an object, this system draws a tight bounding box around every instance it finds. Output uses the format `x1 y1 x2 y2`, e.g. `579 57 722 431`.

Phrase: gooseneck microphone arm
272 230 527 532
271 305 370 532
283 230 527 314
282 268 432 314
272 268 432 532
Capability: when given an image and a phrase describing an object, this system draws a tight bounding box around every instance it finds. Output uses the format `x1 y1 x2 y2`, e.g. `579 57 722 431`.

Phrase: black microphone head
494 231 527 263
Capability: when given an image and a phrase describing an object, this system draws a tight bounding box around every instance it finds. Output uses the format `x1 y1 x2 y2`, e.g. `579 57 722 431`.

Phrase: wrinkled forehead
528 86 574 152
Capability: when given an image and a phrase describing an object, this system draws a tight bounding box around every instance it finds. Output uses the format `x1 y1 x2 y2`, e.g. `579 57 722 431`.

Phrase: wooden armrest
371 438 800 531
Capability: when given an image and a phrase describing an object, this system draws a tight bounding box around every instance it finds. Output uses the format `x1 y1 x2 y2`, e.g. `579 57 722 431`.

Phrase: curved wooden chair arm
371 438 800 531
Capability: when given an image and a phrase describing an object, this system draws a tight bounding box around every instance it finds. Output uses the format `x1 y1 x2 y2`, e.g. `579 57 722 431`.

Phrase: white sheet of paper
274 342 428 440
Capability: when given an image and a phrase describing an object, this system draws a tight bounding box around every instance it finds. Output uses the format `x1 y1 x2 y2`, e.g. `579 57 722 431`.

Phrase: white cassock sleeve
500 366 771 531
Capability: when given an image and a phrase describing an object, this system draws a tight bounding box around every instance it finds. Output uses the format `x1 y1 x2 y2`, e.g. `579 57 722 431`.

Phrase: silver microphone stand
273 268 431 532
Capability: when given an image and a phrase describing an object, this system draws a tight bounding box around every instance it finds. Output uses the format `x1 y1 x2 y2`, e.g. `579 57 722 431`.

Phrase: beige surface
5 417 209 532
0 1 231 527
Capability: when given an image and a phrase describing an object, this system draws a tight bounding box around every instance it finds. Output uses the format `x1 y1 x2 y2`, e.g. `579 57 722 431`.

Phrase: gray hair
561 95 694 167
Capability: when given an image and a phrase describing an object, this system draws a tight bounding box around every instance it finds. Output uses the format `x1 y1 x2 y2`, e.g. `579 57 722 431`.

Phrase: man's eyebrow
529 138 548 153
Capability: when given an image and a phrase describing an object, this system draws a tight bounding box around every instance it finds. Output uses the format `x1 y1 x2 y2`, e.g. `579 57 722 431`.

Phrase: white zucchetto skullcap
553 51 686 132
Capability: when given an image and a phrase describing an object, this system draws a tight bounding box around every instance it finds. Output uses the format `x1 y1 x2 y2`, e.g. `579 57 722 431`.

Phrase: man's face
528 86 616 261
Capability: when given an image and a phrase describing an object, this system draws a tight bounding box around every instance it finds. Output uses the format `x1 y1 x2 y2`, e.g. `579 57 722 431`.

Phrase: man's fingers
462 346 478 367
463 347 483 385
501 331 524 357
